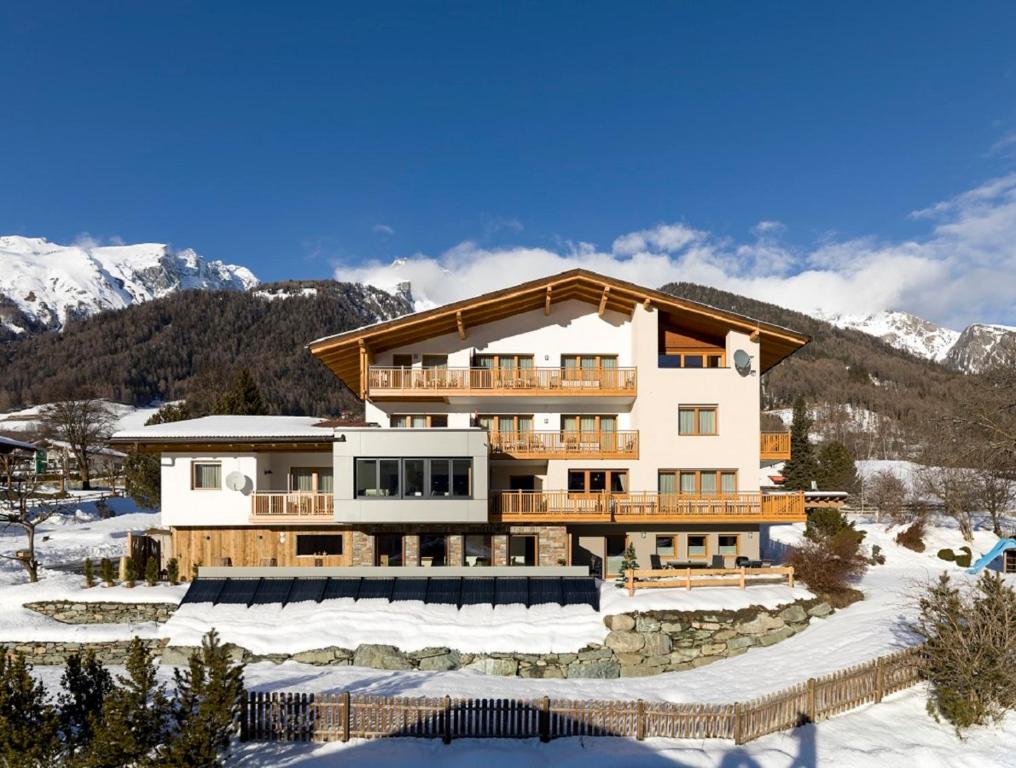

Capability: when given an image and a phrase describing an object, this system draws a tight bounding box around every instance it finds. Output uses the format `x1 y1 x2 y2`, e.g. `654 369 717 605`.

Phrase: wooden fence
625 566 795 596
240 647 922 746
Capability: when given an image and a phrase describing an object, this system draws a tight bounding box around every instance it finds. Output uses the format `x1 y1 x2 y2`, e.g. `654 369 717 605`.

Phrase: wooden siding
171 526 351 576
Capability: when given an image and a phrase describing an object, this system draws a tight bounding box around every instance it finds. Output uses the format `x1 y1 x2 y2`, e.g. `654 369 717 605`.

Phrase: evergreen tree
59 651 113 756
614 542 640 588
166 558 179 586
83 557 95 588
123 557 136 588
125 404 192 509
79 639 171 767
781 397 819 491
816 440 860 495
212 369 268 416
99 557 114 586
0 652 60 768
160 630 245 768
145 556 159 586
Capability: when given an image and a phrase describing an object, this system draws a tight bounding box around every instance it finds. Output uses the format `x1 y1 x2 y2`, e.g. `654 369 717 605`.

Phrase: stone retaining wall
24 601 177 625
161 597 833 678
1 639 168 665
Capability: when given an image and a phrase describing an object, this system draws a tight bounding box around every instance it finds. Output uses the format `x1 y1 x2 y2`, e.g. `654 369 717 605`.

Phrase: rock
736 613 785 635
635 615 661 633
566 660 620 679
779 604 808 624
758 627 795 646
713 630 737 642
604 631 645 653
418 651 462 672
641 632 672 657
353 644 412 670
577 647 613 661
409 646 452 659
604 614 636 631
670 647 701 661
615 652 644 665
465 657 518 676
557 653 577 665
620 664 654 677
700 643 727 656
726 636 755 651
690 621 721 631
160 646 198 666
661 621 686 633
808 602 833 618
520 665 563 679
644 655 671 667
292 648 340 665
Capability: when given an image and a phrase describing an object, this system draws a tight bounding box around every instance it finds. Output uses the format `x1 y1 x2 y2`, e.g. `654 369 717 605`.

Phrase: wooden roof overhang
308 269 810 396
109 438 333 455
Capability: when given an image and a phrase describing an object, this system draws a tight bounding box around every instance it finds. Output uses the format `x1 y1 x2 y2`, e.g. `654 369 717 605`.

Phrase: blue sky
2 1 1015 327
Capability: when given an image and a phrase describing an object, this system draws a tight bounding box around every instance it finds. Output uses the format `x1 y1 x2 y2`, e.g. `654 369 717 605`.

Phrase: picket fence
240 646 922 746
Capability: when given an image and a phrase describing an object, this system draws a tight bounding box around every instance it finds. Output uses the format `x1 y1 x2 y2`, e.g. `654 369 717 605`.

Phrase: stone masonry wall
1 639 168 665
24 601 178 625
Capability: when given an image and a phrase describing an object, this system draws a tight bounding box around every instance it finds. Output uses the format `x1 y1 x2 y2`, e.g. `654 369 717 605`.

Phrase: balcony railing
250 492 334 523
367 366 637 397
494 490 805 523
760 432 792 461
488 430 639 459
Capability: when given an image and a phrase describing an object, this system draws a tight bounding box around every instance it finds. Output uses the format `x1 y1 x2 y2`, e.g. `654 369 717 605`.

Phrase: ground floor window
655 534 676 559
464 534 492 566
296 534 343 557
420 533 448 566
356 458 473 499
376 533 404 566
718 534 739 556
605 535 626 577
687 534 708 559
509 534 537 566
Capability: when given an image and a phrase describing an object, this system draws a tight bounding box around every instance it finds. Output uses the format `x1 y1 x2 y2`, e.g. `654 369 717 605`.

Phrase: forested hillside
0 281 411 416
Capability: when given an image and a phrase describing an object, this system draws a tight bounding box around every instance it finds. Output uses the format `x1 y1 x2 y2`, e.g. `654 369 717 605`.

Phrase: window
509 534 538 566
655 535 676 558
678 406 717 435
296 534 343 557
687 535 708 559
356 458 473 499
473 354 535 370
477 415 534 433
392 354 413 367
568 469 628 493
659 470 738 496
605 535 626 576
464 535 492 566
289 467 332 493
192 462 221 490
376 534 404 566
561 354 618 378
391 414 448 428
562 415 616 436
420 534 448 566
421 354 448 368
718 535 739 556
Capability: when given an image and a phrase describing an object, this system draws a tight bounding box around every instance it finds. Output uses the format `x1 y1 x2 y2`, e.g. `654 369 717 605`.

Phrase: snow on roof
112 415 334 441
0 435 38 453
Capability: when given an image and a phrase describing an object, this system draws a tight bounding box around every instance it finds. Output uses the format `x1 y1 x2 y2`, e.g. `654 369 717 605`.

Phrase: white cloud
339 175 1016 328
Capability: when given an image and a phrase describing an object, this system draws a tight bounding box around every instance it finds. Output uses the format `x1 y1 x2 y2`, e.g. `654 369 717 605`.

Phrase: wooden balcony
250 492 334 524
367 366 637 399
488 430 639 460
494 490 805 523
760 431 791 461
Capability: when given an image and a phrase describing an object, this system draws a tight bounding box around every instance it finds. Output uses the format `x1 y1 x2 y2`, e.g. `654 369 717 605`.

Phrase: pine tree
79 639 171 767
83 558 95 588
816 440 860 495
213 369 268 416
100 557 114 587
781 396 819 491
123 557 136 588
166 558 180 586
160 630 245 768
614 542 639 588
0 652 60 767
59 651 113 756
125 404 192 509
145 556 159 586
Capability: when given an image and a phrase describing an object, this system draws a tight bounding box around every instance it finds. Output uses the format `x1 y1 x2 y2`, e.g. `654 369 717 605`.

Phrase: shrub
100 557 114 586
955 546 972 568
123 557 136 588
870 544 886 565
145 557 159 587
804 508 865 547
913 572 1016 732
191 561 201 581
895 519 926 552
83 557 95 588
937 548 955 562
788 530 868 597
868 468 909 522
166 558 180 586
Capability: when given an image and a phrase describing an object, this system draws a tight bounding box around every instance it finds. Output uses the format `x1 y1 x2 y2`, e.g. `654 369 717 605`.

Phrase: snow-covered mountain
817 310 960 362
944 323 1016 374
0 235 258 335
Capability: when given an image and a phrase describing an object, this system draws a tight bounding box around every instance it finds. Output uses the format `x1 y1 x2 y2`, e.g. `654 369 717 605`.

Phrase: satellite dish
225 471 247 492
733 349 753 376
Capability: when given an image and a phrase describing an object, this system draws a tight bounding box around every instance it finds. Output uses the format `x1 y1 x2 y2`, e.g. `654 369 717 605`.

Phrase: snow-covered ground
0 400 162 434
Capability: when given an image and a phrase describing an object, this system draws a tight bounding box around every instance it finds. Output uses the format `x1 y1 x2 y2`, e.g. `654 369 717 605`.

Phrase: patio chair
649 554 663 570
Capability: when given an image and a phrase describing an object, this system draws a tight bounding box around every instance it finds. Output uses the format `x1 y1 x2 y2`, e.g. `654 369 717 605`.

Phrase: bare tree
97 454 126 497
918 465 980 542
867 468 909 523
42 400 117 490
0 451 64 582
973 461 1015 537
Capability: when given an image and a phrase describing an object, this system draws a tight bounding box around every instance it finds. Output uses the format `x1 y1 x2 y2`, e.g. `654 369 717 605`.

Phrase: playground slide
967 538 1016 575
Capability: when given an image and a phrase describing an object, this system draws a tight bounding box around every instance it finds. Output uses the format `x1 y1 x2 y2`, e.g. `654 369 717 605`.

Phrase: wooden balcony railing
367 366 637 397
250 492 334 523
760 432 791 461
488 430 639 459
494 491 805 523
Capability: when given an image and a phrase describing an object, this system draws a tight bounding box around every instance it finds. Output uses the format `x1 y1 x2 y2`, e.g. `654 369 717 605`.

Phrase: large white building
113 270 806 578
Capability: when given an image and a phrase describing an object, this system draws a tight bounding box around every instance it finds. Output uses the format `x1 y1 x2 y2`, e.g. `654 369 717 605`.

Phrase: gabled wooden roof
308 269 809 393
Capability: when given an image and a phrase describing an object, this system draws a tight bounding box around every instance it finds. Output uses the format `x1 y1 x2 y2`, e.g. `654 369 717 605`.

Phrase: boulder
604 614 636 631
620 664 655 678
604 631 645 653
566 660 620 679
726 636 755 651
520 665 564 679
418 651 462 672
635 615 661 633
758 627 795 647
292 648 342 665
160 646 198 666
641 632 672 657
779 604 808 624
465 657 518 676
736 613 785 636
353 644 412 670
807 602 833 618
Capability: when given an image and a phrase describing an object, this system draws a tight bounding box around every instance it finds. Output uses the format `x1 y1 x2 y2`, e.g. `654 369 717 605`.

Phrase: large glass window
357 458 473 499
464 534 492 567
655 535 675 558
662 470 738 496
605 535 626 576
403 459 425 497
718 535 739 556
430 460 450 496
355 459 400 497
376 534 403 566
296 534 343 557
509 535 537 566
192 462 221 490
687 535 708 559
568 469 628 494
420 534 448 566
289 467 332 493
678 406 717 435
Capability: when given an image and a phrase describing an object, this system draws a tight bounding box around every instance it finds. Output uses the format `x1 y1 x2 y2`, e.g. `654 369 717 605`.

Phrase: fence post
443 695 452 744
540 696 551 742
686 567 692 591
341 691 351 743
240 691 249 741
874 657 884 703
739 566 746 589
627 568 635 597
787 566 794 589
806 678 817 723
733 702 743 745
636 699 646 741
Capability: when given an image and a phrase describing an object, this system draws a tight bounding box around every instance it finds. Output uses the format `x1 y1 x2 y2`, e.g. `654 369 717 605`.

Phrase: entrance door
508 534 537 566
605 535 627 578
509 475 536 491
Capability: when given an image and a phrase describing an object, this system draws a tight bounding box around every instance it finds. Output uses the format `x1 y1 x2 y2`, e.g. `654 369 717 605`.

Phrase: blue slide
967 539 1016 574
